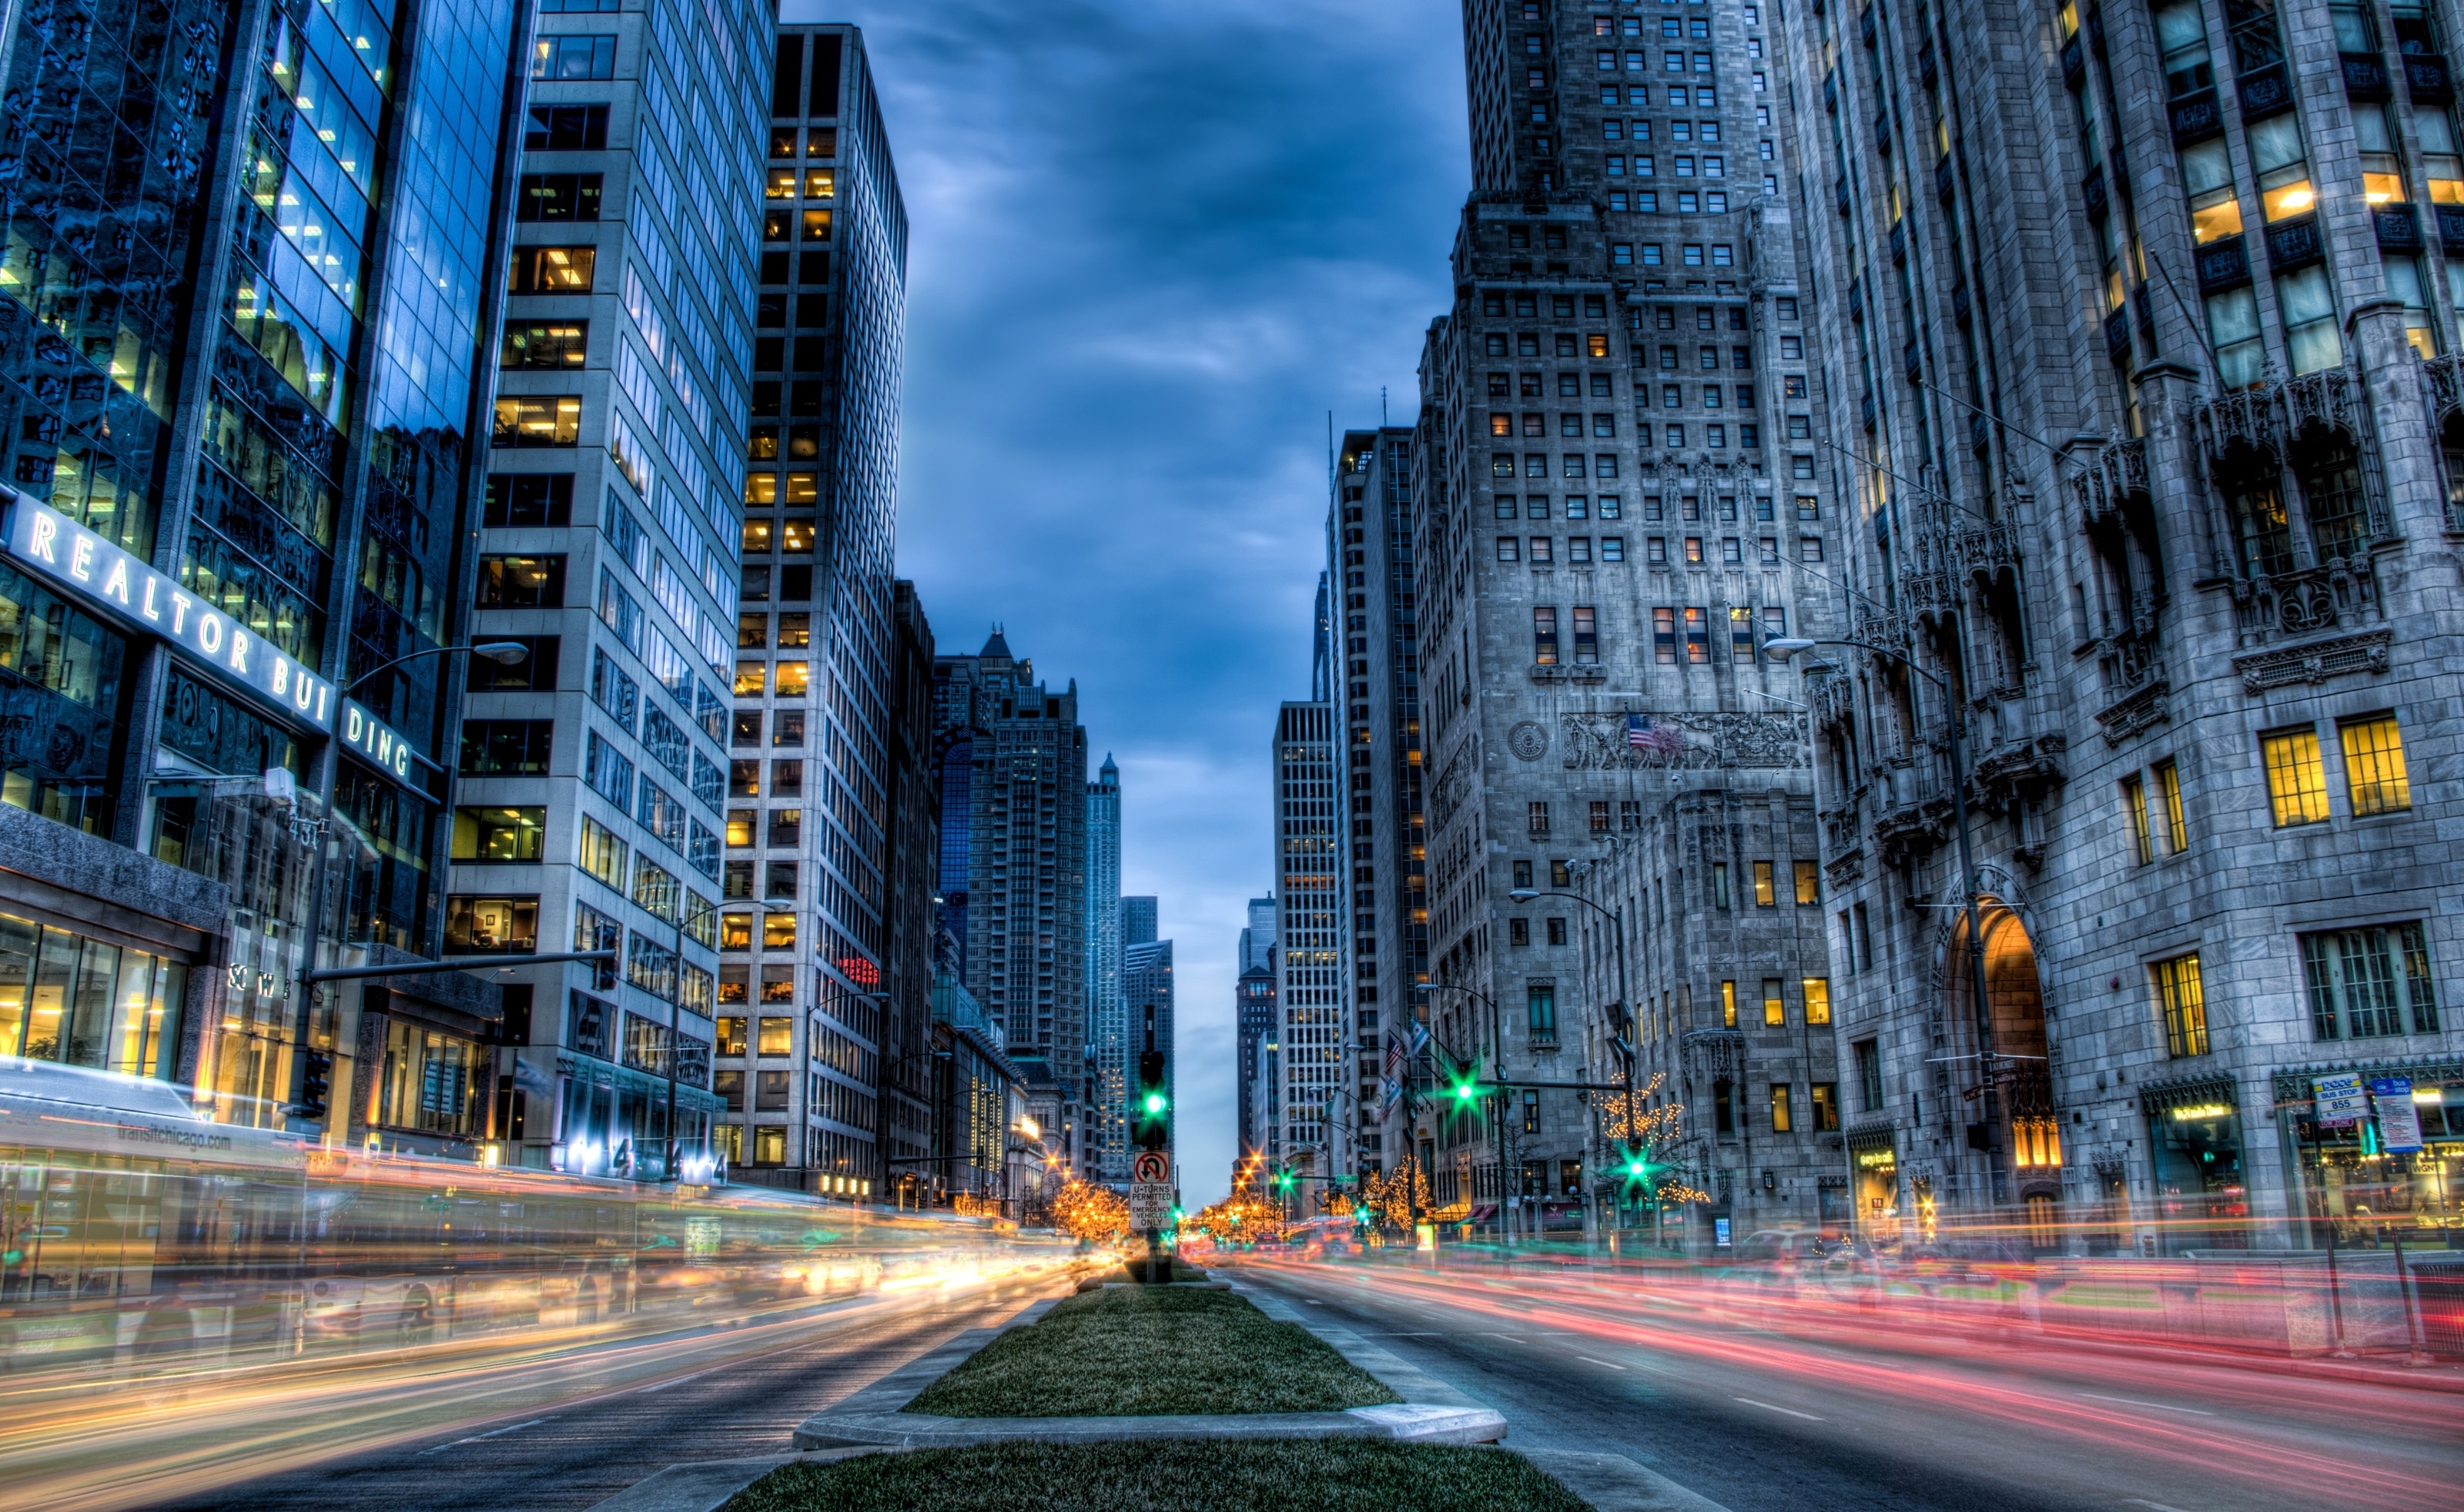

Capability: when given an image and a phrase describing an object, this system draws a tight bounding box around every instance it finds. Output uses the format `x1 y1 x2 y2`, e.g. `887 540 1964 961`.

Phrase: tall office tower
1085 756 1123 1180
1272 701 1348 1187
880 580 937 1195
1407 0 1840 1238
1123 933 1174 1167
1120 895 1158 946
1235 892 1277 1154
713 18 906 1195
1332 427 1427 1182
933 631 1092 1175
1770 0 2464 1255
0 0 541 1146
477 0 774 1179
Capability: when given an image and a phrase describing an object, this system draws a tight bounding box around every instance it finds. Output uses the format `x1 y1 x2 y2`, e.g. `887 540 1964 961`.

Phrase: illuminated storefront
1846 1126 1900 1244
2278 1062 2464 1245
2142 1079 2247 1255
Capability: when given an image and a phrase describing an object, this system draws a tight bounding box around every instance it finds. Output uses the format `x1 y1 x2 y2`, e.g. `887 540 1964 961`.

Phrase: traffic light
297 1050 333 1122
1135 1046 1169 1151
1445 1056 1482 1107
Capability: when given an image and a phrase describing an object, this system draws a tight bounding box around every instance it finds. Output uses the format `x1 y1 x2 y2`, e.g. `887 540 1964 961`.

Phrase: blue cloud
843 0 1465 1207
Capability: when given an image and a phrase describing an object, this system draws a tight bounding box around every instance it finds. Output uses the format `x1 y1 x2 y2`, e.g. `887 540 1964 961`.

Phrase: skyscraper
881 580 939 1194
1236 894 1278 1159
1086 756 1123 1180
1272 701 1348 1186
1120 895 1158 947
0 0 552 1148
933 631 1091 1176
1331 427 1426 1181
1404 0 1840 1236
1768 0 2464 1253
474 0 775 1180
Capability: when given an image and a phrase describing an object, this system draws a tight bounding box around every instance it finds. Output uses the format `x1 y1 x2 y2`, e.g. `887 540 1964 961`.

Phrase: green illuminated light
1143 1092 1167 1114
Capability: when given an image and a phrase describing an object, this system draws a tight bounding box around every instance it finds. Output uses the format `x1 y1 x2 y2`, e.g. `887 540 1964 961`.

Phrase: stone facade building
1236 895 1279 1158
1769 0 2464 1251
1085 757 1126 1181
1400 0 1844 1233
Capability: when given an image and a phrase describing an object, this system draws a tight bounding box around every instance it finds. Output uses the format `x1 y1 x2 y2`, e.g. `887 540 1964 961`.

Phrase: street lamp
1766 634 1997 1200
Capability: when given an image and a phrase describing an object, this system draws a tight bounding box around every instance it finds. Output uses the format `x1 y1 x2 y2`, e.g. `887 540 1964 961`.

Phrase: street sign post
1132 1150 1170 1185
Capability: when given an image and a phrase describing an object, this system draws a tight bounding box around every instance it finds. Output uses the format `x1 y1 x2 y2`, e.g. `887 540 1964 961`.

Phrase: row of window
766 125 839 159
1496 493 1633 519
1602 117 1727 142
2154 922 2442 1059
1609 239 1736 265
1490 452 1628 479
1499 535 1629 564
2260 714 2410 828
1604 153 1729 177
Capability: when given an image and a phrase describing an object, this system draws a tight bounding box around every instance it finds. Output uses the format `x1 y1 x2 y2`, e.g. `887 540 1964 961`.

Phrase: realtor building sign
5 489 430 788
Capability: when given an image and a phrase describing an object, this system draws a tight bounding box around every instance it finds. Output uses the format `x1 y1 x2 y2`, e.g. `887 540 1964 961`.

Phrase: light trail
1244 1257 2462 1512
0 1272 1071 1512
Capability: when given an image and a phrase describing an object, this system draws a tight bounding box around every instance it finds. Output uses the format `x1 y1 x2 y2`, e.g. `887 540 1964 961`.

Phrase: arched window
2295 432 2369 564
2218 447 2293 578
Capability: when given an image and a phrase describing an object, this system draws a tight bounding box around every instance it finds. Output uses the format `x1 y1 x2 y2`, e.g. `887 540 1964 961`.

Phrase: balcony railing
2170 88 2221 144
2241 59 2298 116
2374 202 2424 255
2195 232 2251 293
2340 52 2392 99
2265 214 2324 272
2405 52 2454 102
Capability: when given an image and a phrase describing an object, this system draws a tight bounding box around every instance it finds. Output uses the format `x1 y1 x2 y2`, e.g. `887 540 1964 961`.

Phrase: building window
1528 801 1549 835
2261 727 2330 826
1793 860 1819 905
1532 607 1558 663
1854 1038 1883 1111
1528 985 1557 1036
1712 862 1731 909
1752 860 1776 906
1590 800 1612 832
1762 978 1783 1025
494 396 583 447
1653 607 1676 662
2123 772 2152 865
2338 714 2410 816
1546 917 1568 945
2302 923 2439 1038
1572 606 1598 661
515 172 603 220
2154 759 2188 853
1811 1083 1840 1132
444 896 538 955
1721 980 1737 1028
1769 1083 1793 1132
1510 917 1530 947
451 807 545 862
531 33 617 78
2154 952 2209 1058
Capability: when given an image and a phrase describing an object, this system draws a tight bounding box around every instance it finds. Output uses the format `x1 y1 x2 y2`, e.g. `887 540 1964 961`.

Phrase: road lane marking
1362 1332 1442 1336
1733 1397 1823 1421
2082 1393 2216 1417
1575 1356 1627 1370
2123 1500 2200 1512
1481 1332 1526 1340
635 1370 711 1393
416 1417 557 1455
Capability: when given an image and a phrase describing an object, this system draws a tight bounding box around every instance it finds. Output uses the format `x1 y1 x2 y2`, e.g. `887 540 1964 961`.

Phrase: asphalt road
1234 1258 2462 1512
6 1273 1062 1512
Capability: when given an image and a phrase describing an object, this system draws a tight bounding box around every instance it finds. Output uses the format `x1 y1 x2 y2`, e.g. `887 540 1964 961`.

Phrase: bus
0 1058 1070 1377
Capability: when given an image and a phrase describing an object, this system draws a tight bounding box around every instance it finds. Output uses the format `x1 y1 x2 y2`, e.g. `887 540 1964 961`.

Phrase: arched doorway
1943 901 2062 1246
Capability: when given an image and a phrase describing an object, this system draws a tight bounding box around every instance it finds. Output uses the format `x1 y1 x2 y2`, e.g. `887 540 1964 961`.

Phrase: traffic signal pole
1135 1003 1170 1283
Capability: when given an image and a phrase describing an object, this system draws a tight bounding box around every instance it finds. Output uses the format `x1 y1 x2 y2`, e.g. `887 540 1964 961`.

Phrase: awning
1466 1204 1496 1223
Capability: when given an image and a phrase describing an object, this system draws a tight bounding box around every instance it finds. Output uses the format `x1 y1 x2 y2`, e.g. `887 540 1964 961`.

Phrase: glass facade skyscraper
0 0 541 1146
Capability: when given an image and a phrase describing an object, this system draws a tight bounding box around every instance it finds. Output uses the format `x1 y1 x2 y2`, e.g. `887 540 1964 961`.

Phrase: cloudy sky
837 0 1469 1206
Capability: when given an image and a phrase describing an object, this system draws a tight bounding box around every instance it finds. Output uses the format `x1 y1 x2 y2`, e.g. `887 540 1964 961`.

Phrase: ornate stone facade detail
2231 628 2393 692
1428 748 1469 831
1506 721 1548 762
2092 679 2170 746
1555 711 1810 771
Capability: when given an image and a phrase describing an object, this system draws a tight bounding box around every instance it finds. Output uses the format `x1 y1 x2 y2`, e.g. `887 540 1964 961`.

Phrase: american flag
1628 714 1686 758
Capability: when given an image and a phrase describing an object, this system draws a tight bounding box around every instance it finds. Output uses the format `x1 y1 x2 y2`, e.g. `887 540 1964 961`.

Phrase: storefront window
2149 1090 2246 1253
0 913 186 1079
378 1019 480 1136
2289 1074 2464 1243
0 564 129 833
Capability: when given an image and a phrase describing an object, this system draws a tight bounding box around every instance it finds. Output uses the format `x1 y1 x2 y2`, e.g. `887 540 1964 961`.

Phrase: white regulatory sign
1127 1182 1173 1228
1131 1151 1170 1183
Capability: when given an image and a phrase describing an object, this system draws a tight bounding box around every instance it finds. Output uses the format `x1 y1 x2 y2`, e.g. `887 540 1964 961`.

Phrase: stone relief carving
1556 711 1810 771
1428 748 1468 831
1507 721 1549 761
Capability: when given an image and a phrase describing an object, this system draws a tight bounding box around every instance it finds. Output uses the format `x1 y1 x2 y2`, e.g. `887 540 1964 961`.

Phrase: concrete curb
792 1400 1505 1450
1518 1448 1738 1512
578 1448 883 1512
1231 1283 1488 1412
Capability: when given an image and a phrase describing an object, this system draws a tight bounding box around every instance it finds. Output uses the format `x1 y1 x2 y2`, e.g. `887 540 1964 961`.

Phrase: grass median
724 1440 1589 1512
1102 1256 1210 1284
901 1284 1400 1418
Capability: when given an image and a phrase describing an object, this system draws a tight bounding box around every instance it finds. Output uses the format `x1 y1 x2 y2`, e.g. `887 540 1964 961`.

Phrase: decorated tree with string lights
1599 1071 1711 1206
1188 1193 1288 1246
1050 1179 1132 1245
1360 1162 1434 1234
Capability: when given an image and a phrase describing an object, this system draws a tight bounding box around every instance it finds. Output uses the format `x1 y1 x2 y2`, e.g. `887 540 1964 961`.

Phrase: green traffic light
1143 1092 1167 1115
1454 1082 1476 1101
